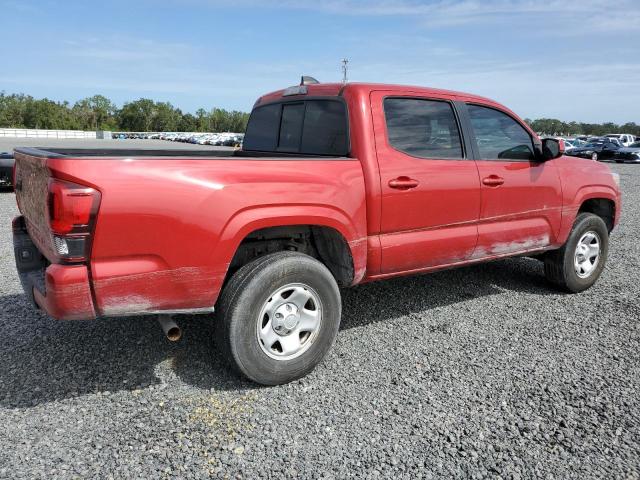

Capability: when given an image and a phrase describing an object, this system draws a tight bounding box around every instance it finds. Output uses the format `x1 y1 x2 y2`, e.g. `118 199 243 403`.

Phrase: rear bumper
13 216 96 320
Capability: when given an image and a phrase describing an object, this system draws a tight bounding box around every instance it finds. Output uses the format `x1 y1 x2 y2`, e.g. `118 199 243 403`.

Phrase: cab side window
467 104 534 161
384 98 463 159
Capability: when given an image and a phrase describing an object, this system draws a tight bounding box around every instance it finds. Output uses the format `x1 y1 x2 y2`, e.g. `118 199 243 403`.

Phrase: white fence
0 128 97 139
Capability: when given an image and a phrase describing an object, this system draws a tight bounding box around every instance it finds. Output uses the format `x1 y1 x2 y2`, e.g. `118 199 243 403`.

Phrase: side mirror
541 138 564 161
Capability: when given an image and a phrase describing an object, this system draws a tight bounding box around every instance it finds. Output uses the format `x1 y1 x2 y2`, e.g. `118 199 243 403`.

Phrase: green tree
178 113 198 132
209 107 228 132
229 110 249 132
117 98 156 131
73 95 117 130
0 93 30 128
20 97 79 129
151 102 181 132
195 108 209 132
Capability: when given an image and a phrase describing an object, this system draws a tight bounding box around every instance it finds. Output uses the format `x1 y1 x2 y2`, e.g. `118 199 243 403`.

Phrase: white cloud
0 0 43 14
4 2 639 121
63 36 197 62
346 56 640 123
193 0 640 32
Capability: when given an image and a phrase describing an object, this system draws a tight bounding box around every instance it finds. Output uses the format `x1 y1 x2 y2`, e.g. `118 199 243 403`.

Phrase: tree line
524 118 640 137
0 92 250 133
1 91 638 136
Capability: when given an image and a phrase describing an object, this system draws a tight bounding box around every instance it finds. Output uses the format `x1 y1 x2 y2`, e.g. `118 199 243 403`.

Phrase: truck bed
15 147 238 158
14 147 350 159
12 145 366 319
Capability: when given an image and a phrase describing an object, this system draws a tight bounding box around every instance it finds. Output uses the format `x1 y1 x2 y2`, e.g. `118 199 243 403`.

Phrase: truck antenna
341 58 349 84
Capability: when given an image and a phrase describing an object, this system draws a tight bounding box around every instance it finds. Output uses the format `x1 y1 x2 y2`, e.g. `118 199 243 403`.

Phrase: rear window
279 103 305 152
243 103 281 151
243 99 349 156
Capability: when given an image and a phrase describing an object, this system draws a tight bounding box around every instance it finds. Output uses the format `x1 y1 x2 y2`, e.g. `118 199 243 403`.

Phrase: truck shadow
340 256 552 330
0 257 553 408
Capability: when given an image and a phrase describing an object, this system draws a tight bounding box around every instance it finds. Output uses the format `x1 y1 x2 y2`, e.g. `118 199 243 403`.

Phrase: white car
605 133 635 147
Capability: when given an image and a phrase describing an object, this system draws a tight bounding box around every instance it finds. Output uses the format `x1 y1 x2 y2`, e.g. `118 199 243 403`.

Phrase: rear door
462 103 562 258
370 91 481 274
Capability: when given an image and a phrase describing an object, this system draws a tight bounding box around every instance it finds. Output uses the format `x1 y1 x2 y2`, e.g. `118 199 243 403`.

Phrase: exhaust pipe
158 315 182 342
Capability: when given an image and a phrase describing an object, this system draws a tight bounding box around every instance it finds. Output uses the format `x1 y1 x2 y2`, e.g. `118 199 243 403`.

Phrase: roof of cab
257 82 497 106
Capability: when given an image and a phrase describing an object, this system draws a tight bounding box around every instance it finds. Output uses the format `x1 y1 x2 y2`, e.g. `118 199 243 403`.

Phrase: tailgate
13 151 56 261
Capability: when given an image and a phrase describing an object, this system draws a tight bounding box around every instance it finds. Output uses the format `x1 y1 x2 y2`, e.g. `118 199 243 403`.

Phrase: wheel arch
556 187 618 247
578 197 616 232
215 205 367 288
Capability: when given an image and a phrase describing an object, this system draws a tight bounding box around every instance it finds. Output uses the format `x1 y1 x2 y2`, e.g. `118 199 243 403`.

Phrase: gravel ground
0 162 639 479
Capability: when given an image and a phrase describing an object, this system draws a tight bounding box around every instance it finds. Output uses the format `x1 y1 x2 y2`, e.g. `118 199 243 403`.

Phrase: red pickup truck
12 80 621 385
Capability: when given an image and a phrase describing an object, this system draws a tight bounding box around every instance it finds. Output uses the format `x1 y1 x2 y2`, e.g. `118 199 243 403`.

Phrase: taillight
47 178 101 262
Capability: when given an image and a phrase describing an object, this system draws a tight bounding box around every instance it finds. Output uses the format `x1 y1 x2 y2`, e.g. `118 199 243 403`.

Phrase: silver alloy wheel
574 231 601 278
256 283 323 360
592 152 598 161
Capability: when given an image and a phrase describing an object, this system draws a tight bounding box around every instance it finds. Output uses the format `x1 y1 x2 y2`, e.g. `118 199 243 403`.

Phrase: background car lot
0 138 236 153
110 132 245 146
0 144 639 478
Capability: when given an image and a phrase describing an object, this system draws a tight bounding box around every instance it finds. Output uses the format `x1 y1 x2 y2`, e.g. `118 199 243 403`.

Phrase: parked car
605 133 635 147
565 137 621 161
614 140 640 163
564 138 586 151
0 152 14 188
11 80 621 385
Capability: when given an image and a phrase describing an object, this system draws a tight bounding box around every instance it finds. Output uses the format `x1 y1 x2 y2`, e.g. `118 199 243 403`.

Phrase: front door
463 103 563 258
370 91 481 274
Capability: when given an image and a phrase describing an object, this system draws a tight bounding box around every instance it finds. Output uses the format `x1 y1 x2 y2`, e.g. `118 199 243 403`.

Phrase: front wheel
215 252 341 385
591 152 598 161
544 213 609 293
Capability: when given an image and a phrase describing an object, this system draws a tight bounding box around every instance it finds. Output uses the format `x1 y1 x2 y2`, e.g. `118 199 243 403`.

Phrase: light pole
341 58 349 84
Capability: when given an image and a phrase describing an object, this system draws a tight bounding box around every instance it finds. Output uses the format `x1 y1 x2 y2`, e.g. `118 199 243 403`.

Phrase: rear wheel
544 213 609 292
215 252 341 385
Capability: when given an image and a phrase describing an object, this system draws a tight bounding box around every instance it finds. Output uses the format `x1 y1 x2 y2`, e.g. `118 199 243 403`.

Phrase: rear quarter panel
49 157 367 316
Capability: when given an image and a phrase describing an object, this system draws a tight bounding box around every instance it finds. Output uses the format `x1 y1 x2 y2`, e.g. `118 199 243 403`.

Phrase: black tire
615 160 623 164
215 252 341 385
544 213 609 293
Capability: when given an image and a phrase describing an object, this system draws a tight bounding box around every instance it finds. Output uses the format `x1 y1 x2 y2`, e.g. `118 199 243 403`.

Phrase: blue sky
2 0 639 123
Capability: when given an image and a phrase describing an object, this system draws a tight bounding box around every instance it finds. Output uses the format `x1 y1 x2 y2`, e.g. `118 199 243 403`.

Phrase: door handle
388 177 419 189
482 175 504 187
